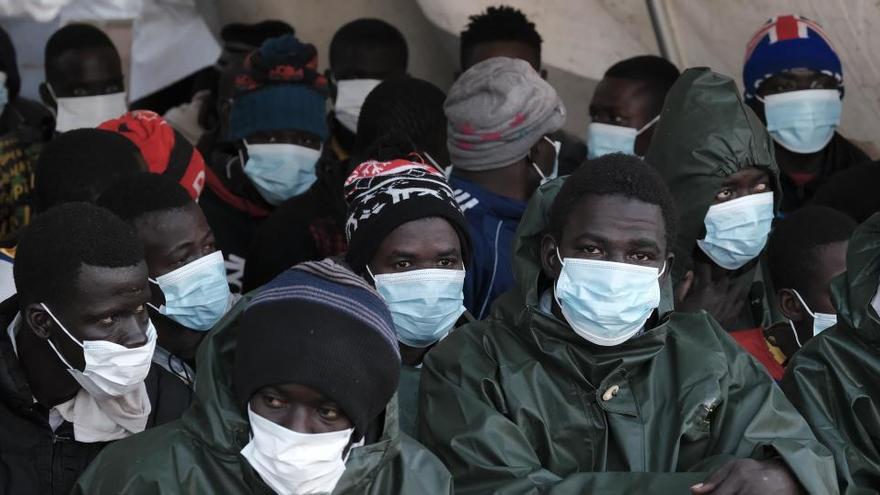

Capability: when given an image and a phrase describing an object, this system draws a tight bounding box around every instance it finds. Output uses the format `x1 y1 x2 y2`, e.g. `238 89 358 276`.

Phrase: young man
781 213 880 493
764 206 856 363
418 154 836 494
0 25 54 243
0 203 188 494
327 18 408 163
99 110 207 200
98 173 235 381
40 24 127 133
446 56 564 319
198 33 329 293
647 68 783 377
242 77 448 291
744 15 870 213
74 259 453 494
587 55 680 159
459 5 585 173
343 156 471 436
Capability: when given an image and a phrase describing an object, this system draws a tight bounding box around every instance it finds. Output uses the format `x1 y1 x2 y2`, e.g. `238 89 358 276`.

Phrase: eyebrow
628 238 662 250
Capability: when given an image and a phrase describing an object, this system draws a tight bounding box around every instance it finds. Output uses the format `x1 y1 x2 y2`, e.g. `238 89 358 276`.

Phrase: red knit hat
99 110 206 199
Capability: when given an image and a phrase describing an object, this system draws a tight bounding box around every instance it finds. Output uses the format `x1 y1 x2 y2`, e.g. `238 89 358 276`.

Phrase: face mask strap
39 303 81 370
636 114 661 135
555 246 565 267
789 289 817 318
531 161 548 181
787 319 804 349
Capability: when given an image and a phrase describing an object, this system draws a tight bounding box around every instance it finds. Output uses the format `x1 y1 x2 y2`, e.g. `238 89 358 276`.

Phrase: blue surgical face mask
554 249 664 346
242 141 322 205
760 89 841 154
148 251 231 331
532 136 561 185
370 267 466 348
697 192 774 270
586 115 659 160
787 289 836 347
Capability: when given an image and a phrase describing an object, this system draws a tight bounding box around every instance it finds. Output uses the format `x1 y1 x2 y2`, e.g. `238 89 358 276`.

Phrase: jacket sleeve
781 346 880 494
696 318 841 494
417 324 707 495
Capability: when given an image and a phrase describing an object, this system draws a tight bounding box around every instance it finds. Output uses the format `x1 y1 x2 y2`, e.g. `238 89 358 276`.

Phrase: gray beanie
445 57 566 172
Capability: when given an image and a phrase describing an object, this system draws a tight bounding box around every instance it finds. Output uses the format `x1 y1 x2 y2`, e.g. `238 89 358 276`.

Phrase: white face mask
50 85 128 132
787 289 836 348
42 303 156 401
333 78 382 133
241 405 353 495
586 115 659 160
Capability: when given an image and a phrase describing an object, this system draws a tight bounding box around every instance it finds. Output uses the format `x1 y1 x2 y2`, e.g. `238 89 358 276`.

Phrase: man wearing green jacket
418 154 837 494
647 68 786 380
74 259 453 494
782 213 880 493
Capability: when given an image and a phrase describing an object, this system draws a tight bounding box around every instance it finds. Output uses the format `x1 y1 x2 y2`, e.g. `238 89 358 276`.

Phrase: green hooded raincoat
73 294 453 494
781 213 880 494
417 175 838 494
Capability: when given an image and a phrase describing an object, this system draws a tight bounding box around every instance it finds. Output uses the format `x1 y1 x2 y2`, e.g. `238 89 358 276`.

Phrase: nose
120 316 149 348
283 406 315 434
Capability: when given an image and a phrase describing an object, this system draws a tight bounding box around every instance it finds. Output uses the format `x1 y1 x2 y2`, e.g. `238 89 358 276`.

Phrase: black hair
767 206 856 291
460 5 542 69
329 19 408 71
220 20 295 47
14 202 144 307
604 55 680 115
549 153 677 248
0 25 21 99
354 77 446 162
97 172 193 224
34 129 143 212
44 23 119 82
810 163 880 224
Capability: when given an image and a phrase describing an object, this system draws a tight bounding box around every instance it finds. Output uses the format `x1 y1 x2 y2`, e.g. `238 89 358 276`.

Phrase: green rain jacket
417 177 838 494
781 213 880 494
73 293 453 495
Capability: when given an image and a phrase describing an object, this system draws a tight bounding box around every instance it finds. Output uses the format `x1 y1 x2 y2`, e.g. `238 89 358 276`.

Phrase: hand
675 259 751 329
691 459 804 495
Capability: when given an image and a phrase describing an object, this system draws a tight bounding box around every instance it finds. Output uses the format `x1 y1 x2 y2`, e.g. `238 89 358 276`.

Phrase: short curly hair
460 6 542 70
549 153 677 249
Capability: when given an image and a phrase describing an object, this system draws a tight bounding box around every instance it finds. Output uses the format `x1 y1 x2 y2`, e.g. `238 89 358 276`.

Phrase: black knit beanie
343 158 471 274
234 259 400 438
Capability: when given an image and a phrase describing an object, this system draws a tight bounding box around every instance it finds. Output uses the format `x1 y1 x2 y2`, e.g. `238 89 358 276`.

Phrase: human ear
778 289 807 322
24 303 54 340
662 252 675 281
674 270 694 303
541 234 561 281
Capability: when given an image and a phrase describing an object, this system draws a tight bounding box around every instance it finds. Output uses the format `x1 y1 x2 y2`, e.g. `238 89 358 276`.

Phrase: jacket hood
831 212 880 343
511 177 674 316
646 68 780 281
181 293 404 488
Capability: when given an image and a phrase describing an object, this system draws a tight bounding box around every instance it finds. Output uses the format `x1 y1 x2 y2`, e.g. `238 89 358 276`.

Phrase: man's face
46 46 124 99
780 240 847 341
250 383 353 434
463 40 541 73
134 203 217 279
712 167 772 204
369 217 463 276
33 262 151 371
589 77 658 156
543 194 671 284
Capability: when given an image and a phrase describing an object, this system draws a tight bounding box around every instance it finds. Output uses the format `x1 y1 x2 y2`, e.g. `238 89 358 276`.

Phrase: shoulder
394 434 453 490
783 325 868 388
661 311 749 371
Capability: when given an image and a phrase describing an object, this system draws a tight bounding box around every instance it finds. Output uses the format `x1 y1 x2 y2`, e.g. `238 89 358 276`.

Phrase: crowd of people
0 5 877 495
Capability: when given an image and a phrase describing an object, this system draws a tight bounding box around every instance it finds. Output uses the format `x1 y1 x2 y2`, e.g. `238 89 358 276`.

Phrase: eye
579 245 602 256
133 304 146 315
318 404 342 421
203 241 217 255
98 316 115 326
612 115 626 125
262 394 286 409
629 252 653 262
393 260 412 270
752 182 769 193
715 188 734 202
437 257 458 268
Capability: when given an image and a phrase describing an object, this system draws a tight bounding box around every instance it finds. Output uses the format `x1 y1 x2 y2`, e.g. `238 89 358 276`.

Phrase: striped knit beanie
234 258 399 437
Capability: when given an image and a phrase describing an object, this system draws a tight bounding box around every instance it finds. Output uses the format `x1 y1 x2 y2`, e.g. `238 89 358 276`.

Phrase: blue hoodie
450 176 527 319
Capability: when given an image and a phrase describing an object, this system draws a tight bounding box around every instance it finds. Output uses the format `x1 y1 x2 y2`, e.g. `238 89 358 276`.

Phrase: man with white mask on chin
326 18 408 163
0 203 189 495
39 24 127 133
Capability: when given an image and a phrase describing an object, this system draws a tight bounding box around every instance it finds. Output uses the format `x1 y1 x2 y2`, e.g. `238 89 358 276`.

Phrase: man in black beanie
74 258 453 494
343 153 471 436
